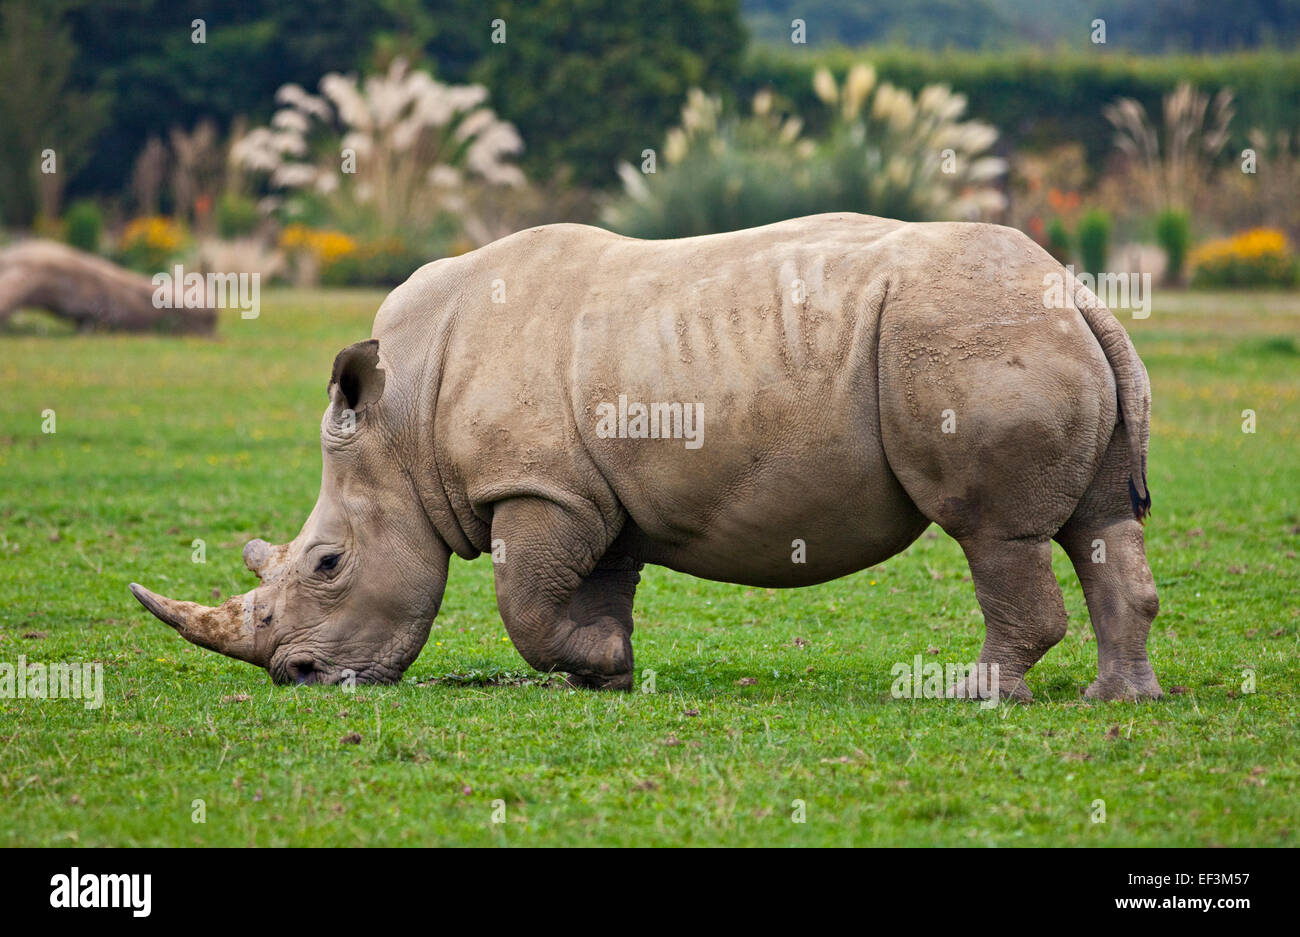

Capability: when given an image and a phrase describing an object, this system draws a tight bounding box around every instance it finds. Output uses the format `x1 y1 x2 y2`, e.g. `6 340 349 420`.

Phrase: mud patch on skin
415 665 562 689
895 329 1008 421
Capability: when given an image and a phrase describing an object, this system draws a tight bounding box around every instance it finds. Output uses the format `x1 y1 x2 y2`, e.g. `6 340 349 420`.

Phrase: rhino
130 214 1162 701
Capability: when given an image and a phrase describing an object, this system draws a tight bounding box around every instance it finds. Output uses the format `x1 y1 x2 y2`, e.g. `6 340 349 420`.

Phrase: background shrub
63 199 103 253
1077 209 1112 277
115 216 187 273
1045 216 1072 264
1155 209 1192 283
604 71 1006 238
216 193 261 239
603 146 810 240
319 237 432 288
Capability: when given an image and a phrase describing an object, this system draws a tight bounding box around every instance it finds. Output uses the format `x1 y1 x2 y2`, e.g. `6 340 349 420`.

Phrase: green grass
1 289 1297 846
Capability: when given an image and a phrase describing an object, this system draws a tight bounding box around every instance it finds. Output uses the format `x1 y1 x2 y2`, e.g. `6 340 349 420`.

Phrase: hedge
737 46 1300 170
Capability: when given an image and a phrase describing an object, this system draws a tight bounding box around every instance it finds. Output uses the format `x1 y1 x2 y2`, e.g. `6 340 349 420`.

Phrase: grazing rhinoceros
130 214 1162 701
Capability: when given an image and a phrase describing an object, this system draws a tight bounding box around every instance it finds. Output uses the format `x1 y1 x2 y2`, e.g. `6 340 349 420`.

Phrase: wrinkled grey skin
131 214 1162 700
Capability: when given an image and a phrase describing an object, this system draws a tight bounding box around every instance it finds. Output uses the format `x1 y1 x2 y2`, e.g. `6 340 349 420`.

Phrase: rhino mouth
272 655 333 686
268 653 399 687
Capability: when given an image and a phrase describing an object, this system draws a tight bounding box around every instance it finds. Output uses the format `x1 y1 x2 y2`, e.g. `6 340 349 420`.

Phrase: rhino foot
1084 660 1163 701
553 617 633 692
946 668 1034 704
563 670 634 691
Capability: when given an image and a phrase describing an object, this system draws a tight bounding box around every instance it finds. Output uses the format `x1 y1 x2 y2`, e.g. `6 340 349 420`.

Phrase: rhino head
130 340 450 685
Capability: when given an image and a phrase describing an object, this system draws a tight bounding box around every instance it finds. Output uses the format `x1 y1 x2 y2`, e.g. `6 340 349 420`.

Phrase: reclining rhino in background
130 213 1162 701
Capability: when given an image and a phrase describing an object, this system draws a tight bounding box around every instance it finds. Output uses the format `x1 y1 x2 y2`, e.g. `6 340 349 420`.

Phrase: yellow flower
1189 228 1296 288
120 216 186 253
278 224 357 265
1189 228 1290 268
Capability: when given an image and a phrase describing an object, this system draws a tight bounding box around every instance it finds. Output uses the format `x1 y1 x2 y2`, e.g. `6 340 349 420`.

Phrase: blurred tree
38 0 742 204
744 0 1300 52
1096 0 1300 52
426 0 746 187
742 0 1014 49
0 0 107 226
60 0 407 202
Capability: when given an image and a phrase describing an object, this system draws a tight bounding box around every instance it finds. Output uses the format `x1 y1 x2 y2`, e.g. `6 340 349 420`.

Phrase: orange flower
1046 188 1080 215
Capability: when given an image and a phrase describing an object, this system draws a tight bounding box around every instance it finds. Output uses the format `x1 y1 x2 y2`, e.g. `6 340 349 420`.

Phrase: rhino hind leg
1055 431 1163 701
951 536 1068 703
491 497 635 690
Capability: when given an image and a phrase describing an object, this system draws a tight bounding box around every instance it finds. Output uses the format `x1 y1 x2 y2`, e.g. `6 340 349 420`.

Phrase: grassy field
1 288 1297 847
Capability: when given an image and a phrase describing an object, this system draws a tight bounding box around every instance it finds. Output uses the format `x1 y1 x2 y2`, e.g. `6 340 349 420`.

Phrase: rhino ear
329 340 386 412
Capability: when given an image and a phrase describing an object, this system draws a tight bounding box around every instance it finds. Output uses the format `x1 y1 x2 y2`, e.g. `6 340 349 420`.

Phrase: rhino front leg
491 497 635 690
561 553 643 690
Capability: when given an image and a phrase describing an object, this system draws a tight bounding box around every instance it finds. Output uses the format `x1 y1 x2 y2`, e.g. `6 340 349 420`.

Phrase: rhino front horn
128 583 267 667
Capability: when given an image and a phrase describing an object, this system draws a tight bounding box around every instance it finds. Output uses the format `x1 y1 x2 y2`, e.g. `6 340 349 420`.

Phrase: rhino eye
316 553 341 573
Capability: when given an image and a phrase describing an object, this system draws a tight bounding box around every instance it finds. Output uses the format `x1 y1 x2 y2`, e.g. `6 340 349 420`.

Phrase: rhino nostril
288 658 317 685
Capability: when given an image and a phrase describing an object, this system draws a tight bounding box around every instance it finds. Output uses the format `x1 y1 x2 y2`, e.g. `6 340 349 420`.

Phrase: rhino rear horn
243 538 274 576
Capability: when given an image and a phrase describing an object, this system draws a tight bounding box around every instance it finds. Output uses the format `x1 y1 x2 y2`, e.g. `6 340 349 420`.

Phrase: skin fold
130 213 1161 701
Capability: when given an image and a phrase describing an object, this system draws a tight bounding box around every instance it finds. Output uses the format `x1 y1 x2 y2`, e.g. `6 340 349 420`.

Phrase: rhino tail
1072 279 1152 523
